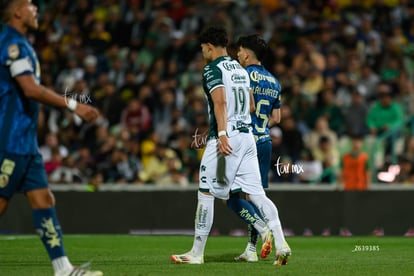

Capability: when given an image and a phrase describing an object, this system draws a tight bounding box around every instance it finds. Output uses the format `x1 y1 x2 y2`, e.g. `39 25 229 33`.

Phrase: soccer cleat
260 229 273 259
170 252 204 264
273 243 291 266
234 250 258 262
55 262 103 276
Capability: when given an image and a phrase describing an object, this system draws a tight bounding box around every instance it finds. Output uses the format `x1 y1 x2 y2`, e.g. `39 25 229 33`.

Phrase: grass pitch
0 235 413 276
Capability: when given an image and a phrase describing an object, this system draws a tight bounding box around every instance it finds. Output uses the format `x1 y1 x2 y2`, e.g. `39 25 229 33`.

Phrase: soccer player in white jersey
170 26 289 266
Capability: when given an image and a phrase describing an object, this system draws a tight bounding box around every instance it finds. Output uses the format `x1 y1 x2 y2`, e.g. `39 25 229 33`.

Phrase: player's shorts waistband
230 121 250 133
207 124 250 141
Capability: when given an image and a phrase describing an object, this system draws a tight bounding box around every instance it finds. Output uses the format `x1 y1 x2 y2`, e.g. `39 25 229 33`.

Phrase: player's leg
248 193 291 263
171 140 219 264
0 153 22 216
170 190 213 264
26 188 74 274
233 140 272 260
237 133 290 262
226 191 267 232
226 192 263 262
0 197 8 215
191 190 214 257
224 134 269 240
23 154 102 276
226 133 273 259
257 140 272 189
247 184 291 264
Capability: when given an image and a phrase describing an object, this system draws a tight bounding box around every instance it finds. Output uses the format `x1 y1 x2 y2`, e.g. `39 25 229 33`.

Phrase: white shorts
199 130 265 200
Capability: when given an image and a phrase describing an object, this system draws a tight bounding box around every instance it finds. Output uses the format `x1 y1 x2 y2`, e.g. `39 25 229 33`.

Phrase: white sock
52 256 72 274
246 242 256 253
252 217 268 236
249 194 287 251
191 191 214 256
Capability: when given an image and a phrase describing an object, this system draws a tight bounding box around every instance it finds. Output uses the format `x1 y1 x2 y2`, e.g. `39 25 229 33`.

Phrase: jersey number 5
255 99 270 133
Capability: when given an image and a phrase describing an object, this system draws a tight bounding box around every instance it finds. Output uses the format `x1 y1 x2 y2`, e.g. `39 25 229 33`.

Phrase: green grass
1 235 414 275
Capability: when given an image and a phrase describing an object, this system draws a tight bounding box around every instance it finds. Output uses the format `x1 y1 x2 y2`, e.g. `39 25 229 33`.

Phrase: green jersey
202 56 251 138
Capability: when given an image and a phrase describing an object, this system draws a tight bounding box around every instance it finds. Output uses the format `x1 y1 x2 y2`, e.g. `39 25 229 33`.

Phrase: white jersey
202 56 251 138
199 56 264 199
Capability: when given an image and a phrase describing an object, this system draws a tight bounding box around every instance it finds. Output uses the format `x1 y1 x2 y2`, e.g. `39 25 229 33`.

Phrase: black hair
236 34 268 61
0 0 9 11
0 0 7 29
0 0 16 24
198 26 228 47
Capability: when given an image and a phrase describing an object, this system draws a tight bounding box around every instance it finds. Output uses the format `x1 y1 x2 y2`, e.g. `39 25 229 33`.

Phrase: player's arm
15 74 99 122
269 108 281 127
211 87 232 156
249 90 255 114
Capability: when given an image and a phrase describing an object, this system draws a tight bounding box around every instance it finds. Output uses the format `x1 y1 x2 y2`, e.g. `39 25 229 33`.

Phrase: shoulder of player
0 30 31 62
202 63 219 77
202 57 229 73
248 66 281 87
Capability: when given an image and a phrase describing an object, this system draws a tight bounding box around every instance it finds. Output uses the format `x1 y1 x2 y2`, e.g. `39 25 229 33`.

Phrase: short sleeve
6 42 34 77
273 83 281 109
202 65 224 93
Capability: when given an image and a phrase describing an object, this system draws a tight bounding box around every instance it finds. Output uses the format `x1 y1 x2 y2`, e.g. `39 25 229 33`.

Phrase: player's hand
74 103 100 122
218 135 232 156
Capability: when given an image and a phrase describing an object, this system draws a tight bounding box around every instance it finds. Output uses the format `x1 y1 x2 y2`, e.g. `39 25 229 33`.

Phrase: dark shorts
256 140 272 189
0 152 48 199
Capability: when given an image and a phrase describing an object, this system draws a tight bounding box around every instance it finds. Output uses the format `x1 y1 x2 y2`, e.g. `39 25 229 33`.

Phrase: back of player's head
0 0 19 23
198 26 228 47
0 0 9 21
0 0 9 11
237 34 268 62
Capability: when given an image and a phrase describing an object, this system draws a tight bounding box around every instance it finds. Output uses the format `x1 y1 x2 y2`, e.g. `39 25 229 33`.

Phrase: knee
226 194 237 206
0 197 9 216
26 189 55 209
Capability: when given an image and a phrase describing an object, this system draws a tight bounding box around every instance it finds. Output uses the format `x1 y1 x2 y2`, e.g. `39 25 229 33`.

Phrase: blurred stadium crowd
31 0 414 188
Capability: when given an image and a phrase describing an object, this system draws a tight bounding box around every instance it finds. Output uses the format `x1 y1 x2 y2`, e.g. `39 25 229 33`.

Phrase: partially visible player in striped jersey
232 34 291 265
171 26 288 266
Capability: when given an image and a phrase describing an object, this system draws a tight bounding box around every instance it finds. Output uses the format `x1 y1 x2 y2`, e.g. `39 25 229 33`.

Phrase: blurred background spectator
30 0 413 186
337 135 371 191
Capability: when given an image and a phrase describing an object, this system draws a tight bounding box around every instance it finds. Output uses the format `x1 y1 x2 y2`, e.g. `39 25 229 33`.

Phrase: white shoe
273 243 291 266
234 250 258 262
170 251 204 264
55 262 103 276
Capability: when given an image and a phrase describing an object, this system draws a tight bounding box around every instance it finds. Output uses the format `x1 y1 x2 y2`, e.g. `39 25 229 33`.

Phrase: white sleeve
9 58 33 77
